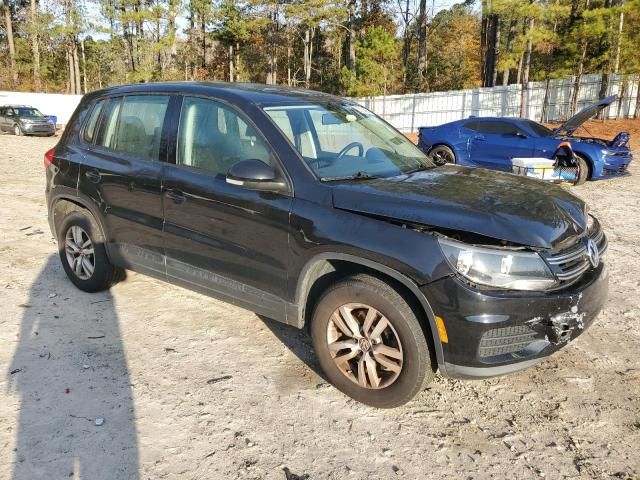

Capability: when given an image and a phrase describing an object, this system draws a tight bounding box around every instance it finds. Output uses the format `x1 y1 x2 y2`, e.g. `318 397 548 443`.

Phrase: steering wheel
336 142 364 160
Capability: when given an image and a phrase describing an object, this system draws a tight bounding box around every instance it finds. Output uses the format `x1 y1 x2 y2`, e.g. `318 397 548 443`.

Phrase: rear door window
95 95 170 161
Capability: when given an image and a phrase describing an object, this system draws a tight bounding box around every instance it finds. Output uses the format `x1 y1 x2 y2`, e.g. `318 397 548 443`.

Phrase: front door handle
84 169 101 183
166 189 186 204
473 135 486 142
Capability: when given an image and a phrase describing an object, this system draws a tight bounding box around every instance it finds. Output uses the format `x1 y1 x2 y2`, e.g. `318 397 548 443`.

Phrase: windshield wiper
320 171 379 182
405 164 436 174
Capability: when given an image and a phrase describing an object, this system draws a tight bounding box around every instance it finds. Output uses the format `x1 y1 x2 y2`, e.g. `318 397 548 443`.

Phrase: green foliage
343 25 400 96
0 0 638 95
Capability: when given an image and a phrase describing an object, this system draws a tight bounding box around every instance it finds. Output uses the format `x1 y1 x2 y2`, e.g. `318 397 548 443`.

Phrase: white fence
2 73 638 130
0 91 83 125
353 73 640 132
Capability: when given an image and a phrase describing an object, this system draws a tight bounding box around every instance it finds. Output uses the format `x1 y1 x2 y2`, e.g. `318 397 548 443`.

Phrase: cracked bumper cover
422 263 609 379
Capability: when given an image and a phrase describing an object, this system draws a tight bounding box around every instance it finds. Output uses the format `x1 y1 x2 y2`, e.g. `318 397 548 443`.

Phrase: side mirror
226 159 287 192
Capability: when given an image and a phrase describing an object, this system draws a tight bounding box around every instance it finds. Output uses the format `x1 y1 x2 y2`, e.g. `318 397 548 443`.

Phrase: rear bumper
422 262 609 379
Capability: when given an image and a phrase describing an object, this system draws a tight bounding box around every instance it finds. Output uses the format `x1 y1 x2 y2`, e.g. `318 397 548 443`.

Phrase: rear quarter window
82 99 105 144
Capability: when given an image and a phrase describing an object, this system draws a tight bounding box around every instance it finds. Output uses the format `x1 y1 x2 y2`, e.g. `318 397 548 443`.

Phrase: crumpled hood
331 166 588 250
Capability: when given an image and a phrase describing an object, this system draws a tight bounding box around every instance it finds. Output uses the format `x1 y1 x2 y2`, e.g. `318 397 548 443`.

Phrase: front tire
57 211 124 292
428 145 456 166
574 153 590 185
14 124 22 136
311 274 433 408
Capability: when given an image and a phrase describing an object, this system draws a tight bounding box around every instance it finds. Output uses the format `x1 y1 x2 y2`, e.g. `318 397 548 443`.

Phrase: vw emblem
586 238 600 268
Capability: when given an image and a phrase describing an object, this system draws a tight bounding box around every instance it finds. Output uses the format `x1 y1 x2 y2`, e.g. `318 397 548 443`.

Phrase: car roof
86 82 350 108
0 104 36 108
464 116 524 123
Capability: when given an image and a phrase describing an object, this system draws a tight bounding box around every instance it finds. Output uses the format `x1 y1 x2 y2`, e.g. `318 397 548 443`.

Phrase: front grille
544 219 607 284
603 164 629 175
479 325 537 357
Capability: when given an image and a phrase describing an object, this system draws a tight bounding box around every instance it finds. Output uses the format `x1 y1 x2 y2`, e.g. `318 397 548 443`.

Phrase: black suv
45 83 608 407
0 104 55 136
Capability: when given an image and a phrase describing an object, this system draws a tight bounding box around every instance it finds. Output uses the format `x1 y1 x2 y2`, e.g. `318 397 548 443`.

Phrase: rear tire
428 145 456 166
57 211 124 292
574 153 590 185
311 274 433 408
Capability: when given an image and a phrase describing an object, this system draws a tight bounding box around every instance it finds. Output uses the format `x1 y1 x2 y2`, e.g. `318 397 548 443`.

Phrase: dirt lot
0 133 638 480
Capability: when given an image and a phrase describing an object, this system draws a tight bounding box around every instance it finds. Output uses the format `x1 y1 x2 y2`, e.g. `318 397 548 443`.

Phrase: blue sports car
417 95 633 184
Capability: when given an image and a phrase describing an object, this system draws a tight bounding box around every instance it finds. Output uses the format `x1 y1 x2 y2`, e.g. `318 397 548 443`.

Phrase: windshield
16 107 44 117
263 103 433 180
524 120 553 137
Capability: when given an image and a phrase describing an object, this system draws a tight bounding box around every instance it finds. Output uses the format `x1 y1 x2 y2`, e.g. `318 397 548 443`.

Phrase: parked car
45 83 608 407
0 104 56 136
417 95 632 184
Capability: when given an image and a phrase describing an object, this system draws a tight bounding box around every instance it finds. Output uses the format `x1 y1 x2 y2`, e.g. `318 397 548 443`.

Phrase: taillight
44 147 55 169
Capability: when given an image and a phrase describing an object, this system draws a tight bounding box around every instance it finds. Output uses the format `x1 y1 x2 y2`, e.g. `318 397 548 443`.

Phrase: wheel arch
49 195 113 260
572 149 595 179
294 253 445 369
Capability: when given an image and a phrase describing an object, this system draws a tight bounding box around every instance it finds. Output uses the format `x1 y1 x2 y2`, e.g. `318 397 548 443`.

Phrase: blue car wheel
429 145 456 166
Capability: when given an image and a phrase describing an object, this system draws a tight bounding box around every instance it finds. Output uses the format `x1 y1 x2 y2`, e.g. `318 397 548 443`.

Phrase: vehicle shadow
257 315 328 383
6 255 139 479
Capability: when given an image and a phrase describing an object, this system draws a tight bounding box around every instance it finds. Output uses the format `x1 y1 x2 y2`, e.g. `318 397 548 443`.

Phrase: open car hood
331 166 588 250
554 95 617 135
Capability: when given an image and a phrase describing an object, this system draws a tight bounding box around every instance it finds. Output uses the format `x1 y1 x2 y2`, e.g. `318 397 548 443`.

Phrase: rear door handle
166 189 186 204
84 169 101 183
473 135 486 142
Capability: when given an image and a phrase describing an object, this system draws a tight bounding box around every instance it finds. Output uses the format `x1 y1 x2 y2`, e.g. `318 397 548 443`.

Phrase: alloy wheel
429 147 454 165
64 226 95 280
327 303 404 389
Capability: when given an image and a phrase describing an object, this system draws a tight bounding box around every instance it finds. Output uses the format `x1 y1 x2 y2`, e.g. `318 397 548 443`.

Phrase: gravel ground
0 134 638 480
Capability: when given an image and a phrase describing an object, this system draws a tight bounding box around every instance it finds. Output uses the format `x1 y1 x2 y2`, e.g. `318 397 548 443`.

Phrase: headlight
438 238 557 291
20 118 34 124
586 213 595 232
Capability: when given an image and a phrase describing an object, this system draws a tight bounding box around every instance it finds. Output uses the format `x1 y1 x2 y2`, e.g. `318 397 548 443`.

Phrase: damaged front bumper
422 262 609 379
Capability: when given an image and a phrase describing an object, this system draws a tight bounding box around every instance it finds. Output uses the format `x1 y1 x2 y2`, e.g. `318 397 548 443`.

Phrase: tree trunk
401 0 410 91
417 0 428 82
229 44 234 82
491 16 501 87
73 40 81 93
635 78 640 119
167 0 178 69
571 41 588 115
81 39 87 93
304 27 313 89
2 2 18 87
571 0 591 115
541 77 551 122
287 37 292 87
502 18 517 86
30 0 41 90
201 18 206 68
347 0 356 72
266 4 278 85
519 18 533 118
613 3 624 73
482 14 500 87
121 5 136 72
